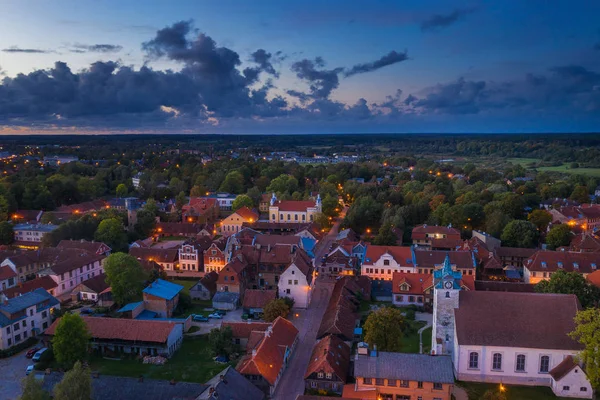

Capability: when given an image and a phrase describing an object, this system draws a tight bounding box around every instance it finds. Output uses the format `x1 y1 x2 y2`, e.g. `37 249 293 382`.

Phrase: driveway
187 308 243 335
0 345 38 400
271 278 335 400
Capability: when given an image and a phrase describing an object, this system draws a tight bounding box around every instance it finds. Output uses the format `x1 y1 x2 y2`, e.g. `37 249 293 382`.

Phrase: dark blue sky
1 0 600 134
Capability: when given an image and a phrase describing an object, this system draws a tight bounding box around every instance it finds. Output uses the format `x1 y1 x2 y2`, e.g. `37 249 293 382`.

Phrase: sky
1 0 600 134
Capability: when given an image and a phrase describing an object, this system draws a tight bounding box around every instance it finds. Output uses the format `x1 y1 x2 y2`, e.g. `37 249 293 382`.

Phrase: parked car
216 310 227 316
192 314 209 322
80 308 93 315
26 347 40 358
208 312 223 319
32 348 48 362
26 365 35 375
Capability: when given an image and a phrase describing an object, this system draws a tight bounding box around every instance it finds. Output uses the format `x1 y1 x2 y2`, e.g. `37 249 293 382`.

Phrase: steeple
433 253 462 289
270 192 277 206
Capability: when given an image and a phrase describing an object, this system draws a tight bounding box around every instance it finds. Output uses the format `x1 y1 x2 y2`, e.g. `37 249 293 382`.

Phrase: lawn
506 157 542 166
421 327 432 354
88 336 236 384
399 320 426 353
457 381 578 400
537 165 600 177
171 279 197 295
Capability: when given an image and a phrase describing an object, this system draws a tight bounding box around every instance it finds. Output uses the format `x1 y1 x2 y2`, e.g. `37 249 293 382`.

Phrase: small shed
190 271 218 301
212 292 239 311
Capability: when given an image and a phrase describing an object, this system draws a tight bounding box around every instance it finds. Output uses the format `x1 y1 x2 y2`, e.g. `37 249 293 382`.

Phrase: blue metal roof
117 301 143 313
143 279 183 300
354 327 363 335
0 288 59 327
136 310 159 319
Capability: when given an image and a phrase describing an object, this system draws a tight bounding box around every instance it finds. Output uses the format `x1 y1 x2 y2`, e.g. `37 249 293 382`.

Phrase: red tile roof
392 272 433 295
221 321 270 339
0 265 17 280
570 233 600 253
155 222 210 236
48 252 106 275
412 224 461 238
2 276 58 298
304 334 351 381
496 247 537 259
237 317 298 385
242 289 277 309
455 292 582 350
75 273 109 294
57 240 111 254
129 247 179 264
45 316 178 344
317 277 361 341
234 207 259 221
549 355 578 381
586 270 600 288
272 200 316 212
525 250 600 273
363 245 412 266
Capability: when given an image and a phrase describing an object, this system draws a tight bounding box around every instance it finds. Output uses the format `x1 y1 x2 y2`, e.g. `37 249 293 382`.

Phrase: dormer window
542 262 547 268
573 263 579 270
592 263 597 270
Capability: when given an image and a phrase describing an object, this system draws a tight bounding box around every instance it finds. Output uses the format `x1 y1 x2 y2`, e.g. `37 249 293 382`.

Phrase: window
23 331 27 338
433 382 443 390
285 289 290 294
383 259 390 266
42 311 47 318
492 353 502 371
417 381 423 389
5 327 9 334
396 295 403 302
288 280 292 285
13 323 19 331
581 387 588 392
15 334 20 343
326 373 332 379
317 372 324 378
29 309 33 316
311 381 317 388
445 291 450 298
7 338 11 346
469 352 479 369
540 356 550 373
400 380 409 388
43 322 48 329
375 378 384 386
516 354 526 372
563 386 570 391
363 378 372 385
22 321 26 328
387 379 396 387
294 280 298 285
409 296 415 302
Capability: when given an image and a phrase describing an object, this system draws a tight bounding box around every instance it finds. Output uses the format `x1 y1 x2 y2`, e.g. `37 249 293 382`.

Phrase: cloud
344 50 409 77
70 44 123 53
289 57 343 99
421 8 475 32
2 46 53 54
414 78 486 114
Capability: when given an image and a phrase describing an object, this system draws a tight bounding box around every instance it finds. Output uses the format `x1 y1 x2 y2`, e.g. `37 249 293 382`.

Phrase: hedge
0 337 38 358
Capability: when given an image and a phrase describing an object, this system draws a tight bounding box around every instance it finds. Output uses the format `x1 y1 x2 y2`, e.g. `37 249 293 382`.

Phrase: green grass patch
88 336 236 383
506 158 542 166
171 279 197 294
398 320 426 353
457 381 577 400
421 327 432 354
537 165 600 177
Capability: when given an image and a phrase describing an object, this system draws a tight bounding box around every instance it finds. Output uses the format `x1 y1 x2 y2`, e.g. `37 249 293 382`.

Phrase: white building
431 260 592 398
268 193 321 224
0 288 60 350
205 193 238 211
360 245 414 280
13 223 58 248
277 252 314 308
132 172 143 189
38 253 106 297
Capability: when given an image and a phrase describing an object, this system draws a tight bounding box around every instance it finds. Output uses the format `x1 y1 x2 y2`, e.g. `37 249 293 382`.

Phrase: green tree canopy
218 171 245 194
344 195 384 234
232 194 254 211
19 374 51 400
546 224 572 250
500 220 539 248
208 326 236 357
94 218 127 252
363 307 406 352
527 209 552 231
570 185 589 204
52 313 90 369
267 174 298 196
536 270 600 308
115 183 128 198
569 308 600 390
52 361 92 400
104 253 146 305
263 298 290 322
373 223 397 246
175 191 187 211
0 221 14 245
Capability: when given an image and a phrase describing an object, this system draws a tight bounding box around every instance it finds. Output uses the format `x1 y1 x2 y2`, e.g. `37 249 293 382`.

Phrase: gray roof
197 366 265 400
0 288 59 327
212 292 239 303
41 372 206 400
354 353 454 384
13 223 58 232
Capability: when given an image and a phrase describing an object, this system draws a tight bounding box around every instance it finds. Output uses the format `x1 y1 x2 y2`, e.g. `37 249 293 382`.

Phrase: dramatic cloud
421 8 475 32
71 44 123 53
2 46 52 54
289 57 343 99
345 50 409 77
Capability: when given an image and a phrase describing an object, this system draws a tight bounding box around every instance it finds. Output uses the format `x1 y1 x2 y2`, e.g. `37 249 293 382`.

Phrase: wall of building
354 377 452 400
551 368 593 399
51 260 104 297
432 287 459 356
278 264 311 308
0 303 59 350
362 254 415 281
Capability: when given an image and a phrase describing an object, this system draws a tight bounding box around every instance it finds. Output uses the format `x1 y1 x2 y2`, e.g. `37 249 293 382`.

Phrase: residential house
0 265 17 291
212 291 240 310
178 237 213 275
129 247 179 273
10 210 43 224
142 279 184 318
204 193 238 211
0 288 60 349
317 277 364 342
392 272 474 308
204 241 228 273
569 233 600 253
495 246 537 269
412 224 462 251
322 246 358 276
549 356 593 399
344 351 454 400
220 207 259 236
217 256 248 295
190 271 218 301
304 335 351 395
70 273 110 304
13 223 58 249
38 251 106 297
237 317 299 397
277 250 314 308
132 172 143 188
57 239 112 256
268 193 322 224
361 246 413 280
550 204 600 233
523 251 600 284
1 276 58 299
259 193 271 213
221 321 270 352
156 222 214 238
243 289 277 317
45 316 183 357
413 248 476 276
197 366 265 400
182 198 220 224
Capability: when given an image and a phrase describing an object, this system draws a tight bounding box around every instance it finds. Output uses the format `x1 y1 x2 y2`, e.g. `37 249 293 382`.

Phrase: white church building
431 255 593 399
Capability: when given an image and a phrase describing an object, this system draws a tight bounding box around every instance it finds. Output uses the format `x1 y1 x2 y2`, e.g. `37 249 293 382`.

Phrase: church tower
431 254 462 356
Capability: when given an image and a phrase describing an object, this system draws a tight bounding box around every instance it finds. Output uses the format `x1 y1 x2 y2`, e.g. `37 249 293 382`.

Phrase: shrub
0 337 38 359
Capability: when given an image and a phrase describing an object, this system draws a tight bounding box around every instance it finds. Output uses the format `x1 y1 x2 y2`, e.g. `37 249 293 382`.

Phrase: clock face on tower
444 281 453 289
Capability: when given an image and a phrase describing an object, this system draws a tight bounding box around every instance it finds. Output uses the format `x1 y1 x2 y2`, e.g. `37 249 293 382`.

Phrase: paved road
0 345 38 400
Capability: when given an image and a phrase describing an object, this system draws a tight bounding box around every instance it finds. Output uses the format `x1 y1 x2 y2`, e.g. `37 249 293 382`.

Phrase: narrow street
271 209 345 400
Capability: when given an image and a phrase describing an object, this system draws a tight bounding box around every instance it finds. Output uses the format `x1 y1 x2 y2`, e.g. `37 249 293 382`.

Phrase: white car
208 312 223 319
26 365 35 375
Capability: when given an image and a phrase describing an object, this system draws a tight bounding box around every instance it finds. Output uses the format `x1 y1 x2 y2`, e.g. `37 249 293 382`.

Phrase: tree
0 221 14 245
19 374 50 400
190 184 208 197
500 220 539 248
175 191 187 211
546 224 572 250
52 313 90 369
343 196 384 233
52 361 92 400
363 307 406 352
571 185 589 204
0 195 9 221
569 308 600 390
94 218 127 252
232 194 254 211
208 326 236 357
219 171 245 194
115 183 128 198
527 209 552 231
373 223 397 246
134 209 157 238
267 174 298 195
104 253 146 305
485 210 512 238
536 270 600 308
263 298 290 322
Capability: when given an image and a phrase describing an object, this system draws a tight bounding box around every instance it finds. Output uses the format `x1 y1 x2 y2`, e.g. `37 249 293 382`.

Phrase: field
457 381 580 400
506 157 542 166
537 165 600 177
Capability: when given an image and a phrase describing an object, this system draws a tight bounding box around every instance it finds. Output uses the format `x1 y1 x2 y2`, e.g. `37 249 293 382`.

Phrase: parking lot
188 308 244 335
0 345 39 400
